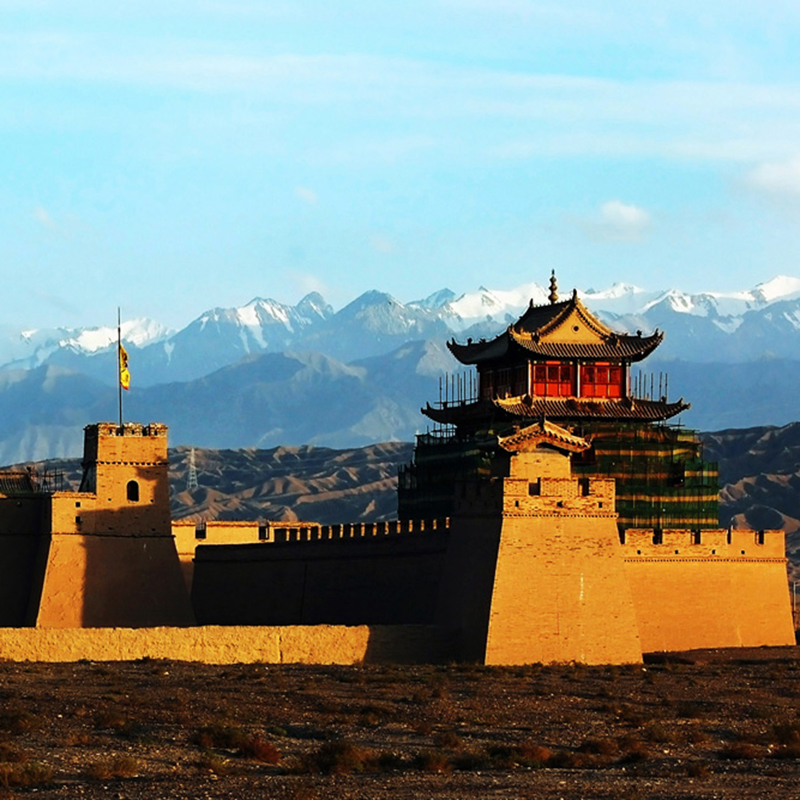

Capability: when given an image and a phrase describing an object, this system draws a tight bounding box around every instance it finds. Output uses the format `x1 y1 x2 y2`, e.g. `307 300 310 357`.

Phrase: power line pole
187 447 198 492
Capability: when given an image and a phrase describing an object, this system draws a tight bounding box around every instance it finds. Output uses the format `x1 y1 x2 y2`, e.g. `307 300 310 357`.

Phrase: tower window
127 480 140 502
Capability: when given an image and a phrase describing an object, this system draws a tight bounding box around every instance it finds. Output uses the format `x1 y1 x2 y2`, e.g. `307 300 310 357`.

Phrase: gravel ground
0 649 799 799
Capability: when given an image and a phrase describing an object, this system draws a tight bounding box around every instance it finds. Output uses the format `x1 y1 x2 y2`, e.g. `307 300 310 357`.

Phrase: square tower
79 423 171 535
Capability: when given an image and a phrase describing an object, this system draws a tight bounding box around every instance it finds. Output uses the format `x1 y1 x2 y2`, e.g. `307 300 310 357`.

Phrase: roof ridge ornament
548 270 558 305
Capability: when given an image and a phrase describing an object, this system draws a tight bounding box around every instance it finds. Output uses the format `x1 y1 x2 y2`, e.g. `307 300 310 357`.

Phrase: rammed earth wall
622 529 795 651
0 625 446 664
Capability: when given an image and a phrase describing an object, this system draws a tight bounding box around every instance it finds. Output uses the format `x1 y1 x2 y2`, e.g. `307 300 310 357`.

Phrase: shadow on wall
362 625 457 665
30 462 194 628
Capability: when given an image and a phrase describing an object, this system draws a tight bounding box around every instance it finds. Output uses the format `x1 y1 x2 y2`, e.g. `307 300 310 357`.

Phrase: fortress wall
0 534 49 626
0 624 446 664
50 494 97 534
192 530 450 627
622 529 795 651
172 520 271 593
484 511 642 665
436 463 641 665
34 534 195 628
83 422 168 463
434 514 504 662
0 496 47 534
0 497 50 626
175 519 449 597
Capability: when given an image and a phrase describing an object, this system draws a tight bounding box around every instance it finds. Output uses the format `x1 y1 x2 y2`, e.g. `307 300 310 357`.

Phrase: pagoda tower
399 274 719 532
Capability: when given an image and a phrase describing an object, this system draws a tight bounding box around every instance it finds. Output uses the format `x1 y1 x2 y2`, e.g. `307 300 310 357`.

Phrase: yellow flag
119 343 130 391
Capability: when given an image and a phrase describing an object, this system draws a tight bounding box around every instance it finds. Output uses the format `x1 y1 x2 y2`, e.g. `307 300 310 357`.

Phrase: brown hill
18 425 800 571
22 442 414 525
701 423 800 573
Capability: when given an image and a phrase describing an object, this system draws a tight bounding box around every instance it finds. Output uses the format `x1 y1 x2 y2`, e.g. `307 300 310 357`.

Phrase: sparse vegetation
0 652 792 796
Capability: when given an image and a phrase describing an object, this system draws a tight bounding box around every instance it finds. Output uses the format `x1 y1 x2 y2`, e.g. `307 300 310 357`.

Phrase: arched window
126 480 139 502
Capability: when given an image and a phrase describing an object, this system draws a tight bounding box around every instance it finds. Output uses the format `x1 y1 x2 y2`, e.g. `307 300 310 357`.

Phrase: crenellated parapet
272 518 449 543
177 518 451 547
621 528 786 560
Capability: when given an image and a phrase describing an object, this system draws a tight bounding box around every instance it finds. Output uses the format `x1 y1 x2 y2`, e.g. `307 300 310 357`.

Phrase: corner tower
79 422 171 535
32 422 194 627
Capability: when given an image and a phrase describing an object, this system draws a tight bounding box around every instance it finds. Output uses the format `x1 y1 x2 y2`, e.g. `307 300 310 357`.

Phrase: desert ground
0 648 798 798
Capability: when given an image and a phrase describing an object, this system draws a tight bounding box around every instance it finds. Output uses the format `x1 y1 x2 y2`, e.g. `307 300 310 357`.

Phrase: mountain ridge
10 274 800 386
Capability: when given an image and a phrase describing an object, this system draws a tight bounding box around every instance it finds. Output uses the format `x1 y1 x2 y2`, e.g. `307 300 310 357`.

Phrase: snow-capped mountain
4 274 800 462
9 276 800 387
9 275 800 382
0 318 171 372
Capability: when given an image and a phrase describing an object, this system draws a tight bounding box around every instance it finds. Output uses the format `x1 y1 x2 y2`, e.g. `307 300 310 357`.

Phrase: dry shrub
239 735 281 764
412 719 434 736
62 731 93 747
686 727 710 745
434 730 463 749
687 761 711 778
304 740 376 775
358 705 393 728
93 710 129 733
488 742 552 769
415 749 452 773
718 742 764 760
193 724 280 762
0 744 27 764
430 683 450 700
409 689 429 705
548 750 596 769
0 712 38 736
677 701 704 719
771 721 800 747
617 735 651 764
515 742 552 768
195 751 238 776
453 748 491 771
578 737 618 756
0 762 53 788
642 722 675 744
86 755 140 780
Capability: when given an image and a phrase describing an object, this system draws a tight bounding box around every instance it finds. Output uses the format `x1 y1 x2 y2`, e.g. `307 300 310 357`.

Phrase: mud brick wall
192 523 450 626
622 529 795 651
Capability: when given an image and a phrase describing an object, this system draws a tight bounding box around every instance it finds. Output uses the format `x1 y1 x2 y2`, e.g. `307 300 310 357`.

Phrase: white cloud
33 205 55 228
294 186 318 205
576 200 652 243
601 200 650 230
746 156 800 197
3 28 800 167
370 234 394 254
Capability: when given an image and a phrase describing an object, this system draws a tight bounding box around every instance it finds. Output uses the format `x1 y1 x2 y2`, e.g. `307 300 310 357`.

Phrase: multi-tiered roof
424 276 687 429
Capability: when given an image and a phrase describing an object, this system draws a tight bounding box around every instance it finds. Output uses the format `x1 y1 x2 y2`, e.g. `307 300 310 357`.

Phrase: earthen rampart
622 528 794 651
191 519 450 627
0 624 448 664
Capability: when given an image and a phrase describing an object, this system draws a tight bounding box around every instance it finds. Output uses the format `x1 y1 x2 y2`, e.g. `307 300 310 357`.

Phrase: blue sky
3 1 800 329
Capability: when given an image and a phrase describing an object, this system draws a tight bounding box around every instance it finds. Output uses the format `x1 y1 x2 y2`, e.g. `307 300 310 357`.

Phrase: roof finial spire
548 270 558 305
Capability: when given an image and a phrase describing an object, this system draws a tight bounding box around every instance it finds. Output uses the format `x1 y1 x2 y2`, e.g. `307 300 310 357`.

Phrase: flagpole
117 307 123 431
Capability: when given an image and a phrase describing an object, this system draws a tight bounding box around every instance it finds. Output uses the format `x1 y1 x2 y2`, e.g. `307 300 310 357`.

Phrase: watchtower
79 422 171 535
30 422 194 627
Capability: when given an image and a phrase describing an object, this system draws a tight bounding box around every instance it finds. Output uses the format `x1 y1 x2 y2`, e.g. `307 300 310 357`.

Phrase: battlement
89 422 168 439
453 473 616 518
621 528 786 559
82 422 168 469
271 519 449 543
174 518 451 549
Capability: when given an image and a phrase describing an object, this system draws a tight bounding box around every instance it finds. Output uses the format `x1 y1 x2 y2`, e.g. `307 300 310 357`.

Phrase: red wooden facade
480 361 626 401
